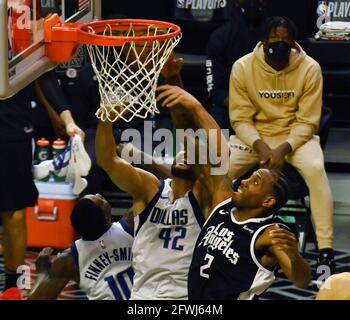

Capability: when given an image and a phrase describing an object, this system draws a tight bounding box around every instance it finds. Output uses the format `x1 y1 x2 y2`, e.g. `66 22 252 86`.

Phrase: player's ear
262 195 276 209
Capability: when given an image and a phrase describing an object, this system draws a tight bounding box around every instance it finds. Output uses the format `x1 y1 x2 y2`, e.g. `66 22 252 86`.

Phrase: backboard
0 0 101 99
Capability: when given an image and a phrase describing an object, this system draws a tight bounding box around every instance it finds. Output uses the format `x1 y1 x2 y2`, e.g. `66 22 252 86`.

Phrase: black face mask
265 41 292 69
241 1 266 25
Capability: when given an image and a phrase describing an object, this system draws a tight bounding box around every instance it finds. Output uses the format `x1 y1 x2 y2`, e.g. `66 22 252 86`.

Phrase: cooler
26 181 78 249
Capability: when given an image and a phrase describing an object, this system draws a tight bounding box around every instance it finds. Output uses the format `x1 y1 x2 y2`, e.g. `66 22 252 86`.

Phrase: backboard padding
0 0 101 99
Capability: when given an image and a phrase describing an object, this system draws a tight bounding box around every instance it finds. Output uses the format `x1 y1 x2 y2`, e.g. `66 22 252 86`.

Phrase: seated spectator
228 16 335 274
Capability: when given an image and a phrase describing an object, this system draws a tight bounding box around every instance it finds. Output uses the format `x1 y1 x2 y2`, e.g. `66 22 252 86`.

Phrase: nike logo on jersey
219 209 229 215
159 195 169 199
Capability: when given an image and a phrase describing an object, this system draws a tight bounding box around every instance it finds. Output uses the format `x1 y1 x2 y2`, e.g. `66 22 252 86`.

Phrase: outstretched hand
269 224 300 261
35 247 54 274
160 52 184 79
156 85 201 110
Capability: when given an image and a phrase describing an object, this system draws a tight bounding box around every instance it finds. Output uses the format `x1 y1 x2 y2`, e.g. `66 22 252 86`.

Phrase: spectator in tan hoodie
228 16 335 275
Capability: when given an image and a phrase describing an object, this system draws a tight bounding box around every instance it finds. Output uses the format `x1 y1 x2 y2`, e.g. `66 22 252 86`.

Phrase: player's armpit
117 143 172 179
109 158 160 200
193 167 232 219
27 249 79 300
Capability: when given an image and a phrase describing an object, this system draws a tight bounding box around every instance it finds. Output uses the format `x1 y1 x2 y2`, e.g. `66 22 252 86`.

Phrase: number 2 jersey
188 198 288 300
70 219 134 300
131 179 205 300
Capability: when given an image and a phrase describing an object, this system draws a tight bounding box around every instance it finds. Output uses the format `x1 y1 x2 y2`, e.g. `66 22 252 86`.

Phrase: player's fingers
156 84 173 92
162 93 181 107
156 88 175 102
155 91 167 102
165 96 183 108
270 234 297 243
271 237 297 246
269 230 295 237
270 235 297 244
269 229 295 237
39 247 54 257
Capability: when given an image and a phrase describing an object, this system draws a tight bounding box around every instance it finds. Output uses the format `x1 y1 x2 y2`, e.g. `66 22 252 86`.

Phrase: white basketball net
85 23 182 122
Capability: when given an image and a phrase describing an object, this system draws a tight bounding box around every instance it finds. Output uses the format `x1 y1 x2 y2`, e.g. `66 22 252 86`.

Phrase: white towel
33 135 91 195
66 135 91 195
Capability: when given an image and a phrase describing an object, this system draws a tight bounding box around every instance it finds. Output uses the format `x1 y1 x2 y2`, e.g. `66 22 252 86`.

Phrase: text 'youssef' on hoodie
229 42 323 151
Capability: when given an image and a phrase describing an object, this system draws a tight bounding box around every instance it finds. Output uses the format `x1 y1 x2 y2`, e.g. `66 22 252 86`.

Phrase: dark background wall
102 0 350 125
101 0 320 53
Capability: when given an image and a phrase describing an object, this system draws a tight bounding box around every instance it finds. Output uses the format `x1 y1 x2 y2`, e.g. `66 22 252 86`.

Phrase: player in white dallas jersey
28 194 134 300
96 121 210 299
131 177 205 299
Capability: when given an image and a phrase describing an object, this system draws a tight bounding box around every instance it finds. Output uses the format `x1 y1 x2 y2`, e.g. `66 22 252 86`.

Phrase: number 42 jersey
131 179 205 300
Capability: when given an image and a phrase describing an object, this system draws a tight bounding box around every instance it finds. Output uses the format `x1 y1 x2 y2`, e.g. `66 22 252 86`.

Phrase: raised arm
96 120 160 210
116 143 172 179
35 70 85 139
156 85 229 159
27 248 78 300
257 225 311 288
160 51 184 88
156 86 232 210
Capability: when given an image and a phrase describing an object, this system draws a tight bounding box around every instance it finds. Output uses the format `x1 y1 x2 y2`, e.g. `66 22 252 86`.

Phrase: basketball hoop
44 14 182 122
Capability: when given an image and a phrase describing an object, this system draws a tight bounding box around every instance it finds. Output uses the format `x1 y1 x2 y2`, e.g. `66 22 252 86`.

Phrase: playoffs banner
317 1 350 23
173 0 231 22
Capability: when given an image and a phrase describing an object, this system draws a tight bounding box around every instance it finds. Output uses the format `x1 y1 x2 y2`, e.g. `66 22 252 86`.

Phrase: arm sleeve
36 69 69 116
206 27 230 108
286 63 323 151
229 61 260 147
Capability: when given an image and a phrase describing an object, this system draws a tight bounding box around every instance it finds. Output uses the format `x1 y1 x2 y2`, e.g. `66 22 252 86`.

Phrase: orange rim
77 19 182 46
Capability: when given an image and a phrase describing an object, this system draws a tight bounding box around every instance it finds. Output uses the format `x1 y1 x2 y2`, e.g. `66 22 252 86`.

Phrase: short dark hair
70 198 109 241
269 169 290 212
262 16 297 42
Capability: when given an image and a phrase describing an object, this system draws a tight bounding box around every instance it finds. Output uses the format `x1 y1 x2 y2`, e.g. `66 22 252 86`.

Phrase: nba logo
99 240 106 249
317 1 328 17
177 0 185 8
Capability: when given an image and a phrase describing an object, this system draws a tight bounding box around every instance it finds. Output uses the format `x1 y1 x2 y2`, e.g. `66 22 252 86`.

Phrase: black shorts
0 139 38 212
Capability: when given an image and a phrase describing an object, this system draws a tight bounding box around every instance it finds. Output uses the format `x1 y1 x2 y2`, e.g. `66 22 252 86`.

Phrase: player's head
70 194 112 241
262 16 297 71
171 149 196 181
235 0 267 25
232 168 289 214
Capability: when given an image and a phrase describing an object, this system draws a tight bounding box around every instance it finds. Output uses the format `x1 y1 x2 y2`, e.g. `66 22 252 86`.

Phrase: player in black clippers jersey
156 85 312 300
188 168 312 300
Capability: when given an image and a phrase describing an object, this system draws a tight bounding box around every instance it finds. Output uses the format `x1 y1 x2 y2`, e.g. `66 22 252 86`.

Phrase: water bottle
52 138 67 182
35 137 51 164
35 137 51 181
52 138 66 159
